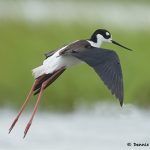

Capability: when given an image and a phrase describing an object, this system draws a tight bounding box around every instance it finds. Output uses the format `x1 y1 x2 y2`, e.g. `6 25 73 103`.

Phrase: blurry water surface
0 103 150 150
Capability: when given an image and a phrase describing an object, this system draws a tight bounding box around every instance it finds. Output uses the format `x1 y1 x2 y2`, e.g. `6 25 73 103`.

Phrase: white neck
87 39 102 48
88 34 104 48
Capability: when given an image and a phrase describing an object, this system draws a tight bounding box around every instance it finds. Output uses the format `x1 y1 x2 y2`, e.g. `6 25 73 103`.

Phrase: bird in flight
9 29 132 138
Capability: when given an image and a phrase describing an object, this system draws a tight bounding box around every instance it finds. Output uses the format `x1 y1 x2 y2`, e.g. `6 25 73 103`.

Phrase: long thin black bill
111 40 133 51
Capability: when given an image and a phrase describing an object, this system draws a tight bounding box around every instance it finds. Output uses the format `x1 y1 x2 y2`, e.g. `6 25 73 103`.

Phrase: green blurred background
0 0 150 111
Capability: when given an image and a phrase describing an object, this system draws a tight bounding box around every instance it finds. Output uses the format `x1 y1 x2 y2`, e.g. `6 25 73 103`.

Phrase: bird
9 29 132 138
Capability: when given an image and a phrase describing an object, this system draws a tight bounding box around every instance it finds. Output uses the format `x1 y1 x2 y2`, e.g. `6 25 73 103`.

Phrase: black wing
45 40 91 58
71 48 124 106
44 50 56 58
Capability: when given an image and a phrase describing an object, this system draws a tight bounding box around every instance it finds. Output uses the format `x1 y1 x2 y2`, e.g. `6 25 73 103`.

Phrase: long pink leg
23 68 65 138
9 80 38 133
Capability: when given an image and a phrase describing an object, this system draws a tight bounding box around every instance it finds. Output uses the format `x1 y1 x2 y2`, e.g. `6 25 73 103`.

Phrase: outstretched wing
70 47 124 106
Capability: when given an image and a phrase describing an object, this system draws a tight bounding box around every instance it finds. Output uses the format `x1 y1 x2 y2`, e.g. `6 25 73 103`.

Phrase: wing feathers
70 47 124 106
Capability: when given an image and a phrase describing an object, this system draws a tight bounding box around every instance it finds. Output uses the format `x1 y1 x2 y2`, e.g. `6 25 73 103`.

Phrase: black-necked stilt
9 29 132 138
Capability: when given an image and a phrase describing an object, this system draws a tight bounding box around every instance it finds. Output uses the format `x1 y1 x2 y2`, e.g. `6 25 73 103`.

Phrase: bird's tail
32 65 45 79
33 68 65 95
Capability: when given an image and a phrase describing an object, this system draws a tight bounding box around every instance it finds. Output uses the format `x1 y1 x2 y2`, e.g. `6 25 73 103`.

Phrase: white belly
32 46 81 78
43 49 81 74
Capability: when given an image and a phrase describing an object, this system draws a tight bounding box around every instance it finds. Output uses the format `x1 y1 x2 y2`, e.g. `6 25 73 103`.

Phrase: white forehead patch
106 32 110 36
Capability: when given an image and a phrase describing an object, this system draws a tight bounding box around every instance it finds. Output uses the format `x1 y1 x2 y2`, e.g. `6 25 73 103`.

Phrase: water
0 103 150 150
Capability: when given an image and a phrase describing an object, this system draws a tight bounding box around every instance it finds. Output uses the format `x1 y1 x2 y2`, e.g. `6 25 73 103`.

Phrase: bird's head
90 29 132 51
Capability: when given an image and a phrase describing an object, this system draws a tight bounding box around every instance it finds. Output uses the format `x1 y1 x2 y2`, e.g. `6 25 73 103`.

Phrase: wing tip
119 100 123 107
118 94 123 107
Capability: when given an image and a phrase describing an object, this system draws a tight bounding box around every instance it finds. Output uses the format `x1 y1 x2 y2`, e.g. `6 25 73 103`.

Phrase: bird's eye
106 32 110 36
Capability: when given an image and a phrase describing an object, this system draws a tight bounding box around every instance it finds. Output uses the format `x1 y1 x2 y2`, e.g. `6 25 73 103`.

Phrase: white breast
43 47 81 74
32 44 81 78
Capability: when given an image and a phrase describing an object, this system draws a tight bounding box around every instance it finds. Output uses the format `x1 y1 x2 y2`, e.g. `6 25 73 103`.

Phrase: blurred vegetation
0 20 150 111
2 0 150 3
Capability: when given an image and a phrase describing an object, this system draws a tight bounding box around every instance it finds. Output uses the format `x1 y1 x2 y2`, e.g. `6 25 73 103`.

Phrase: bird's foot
9 118 18 133
23 121 32 139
